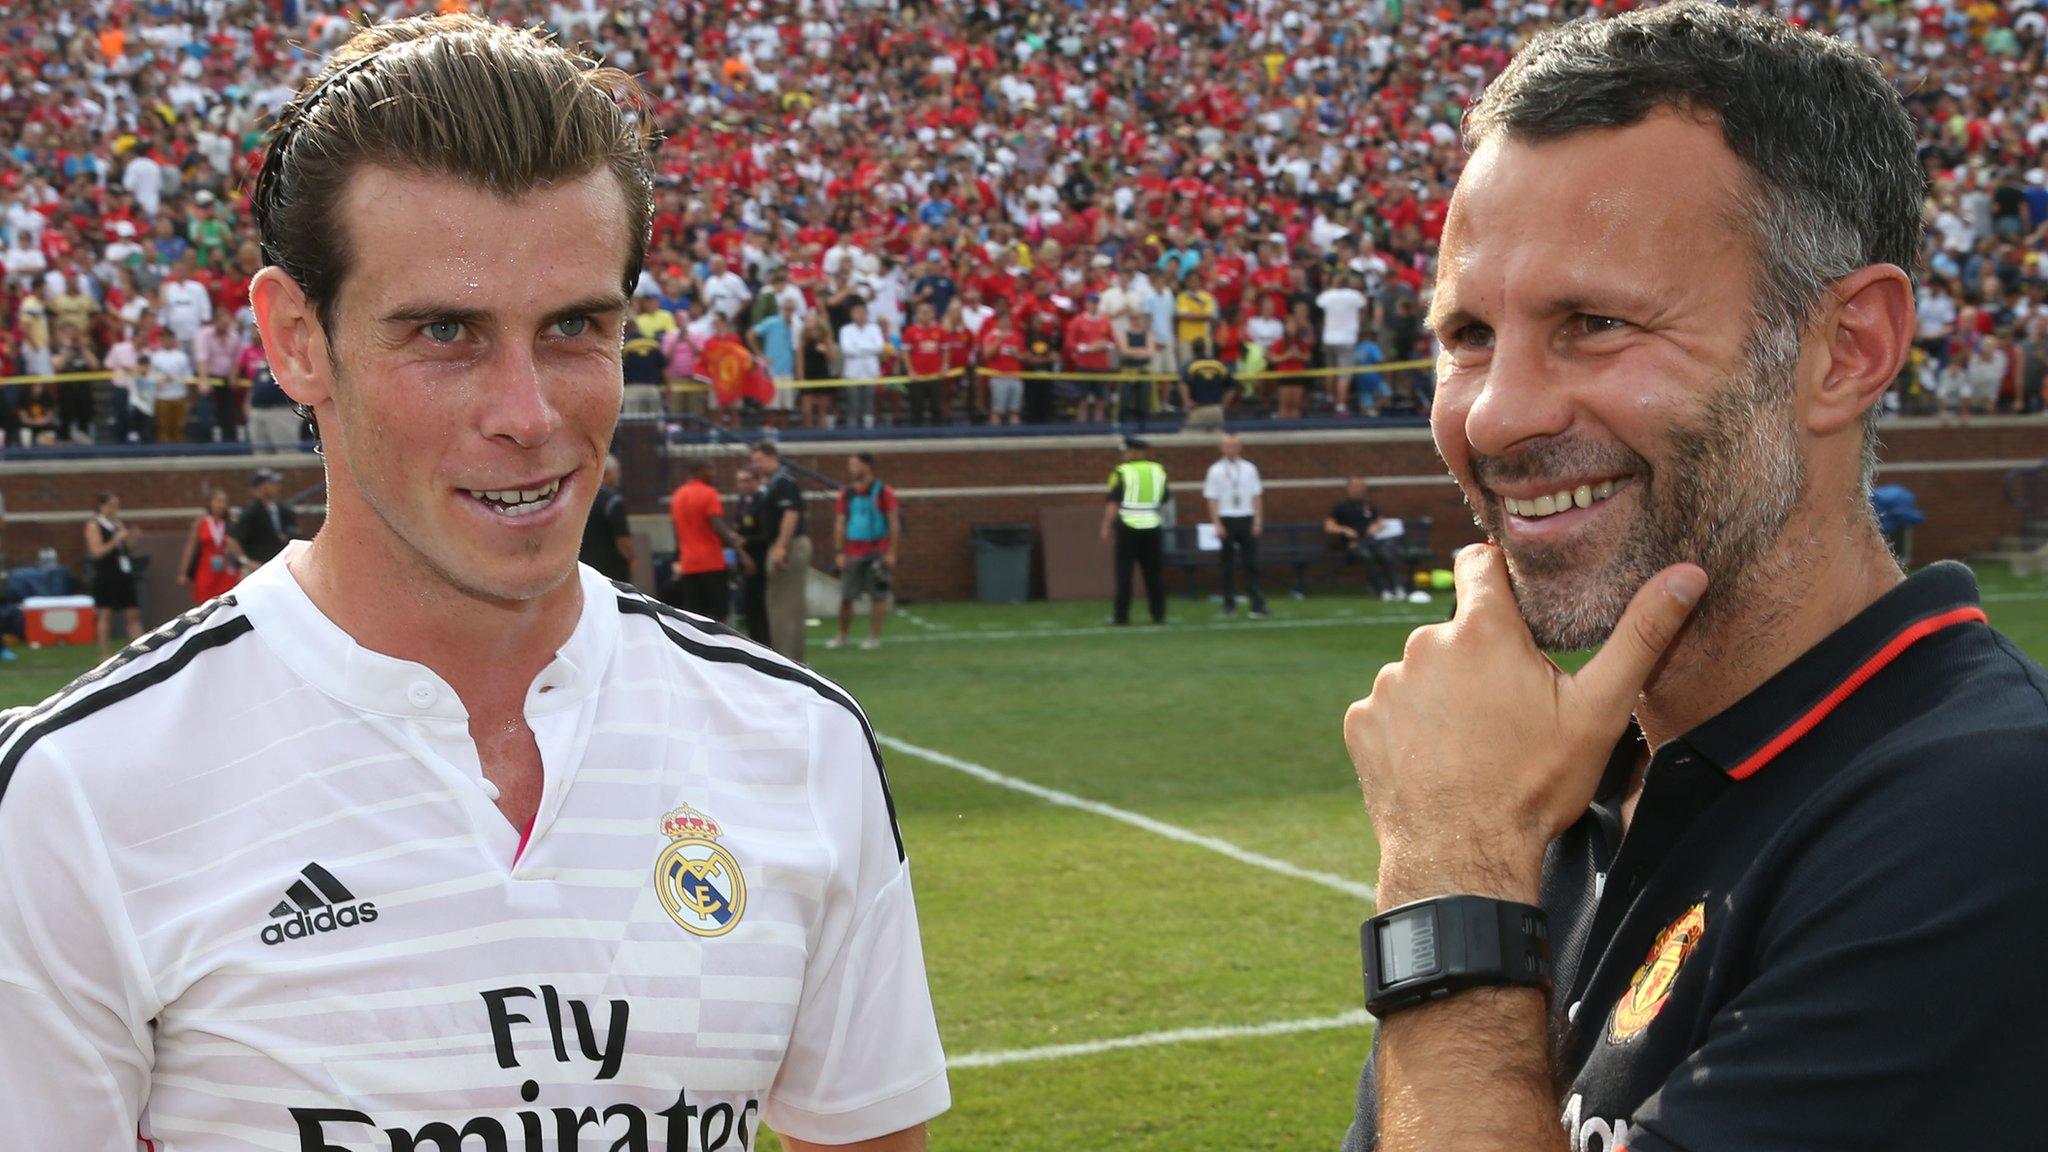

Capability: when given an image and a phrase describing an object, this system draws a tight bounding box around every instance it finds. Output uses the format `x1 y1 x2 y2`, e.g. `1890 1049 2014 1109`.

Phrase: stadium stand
1 0 2046 452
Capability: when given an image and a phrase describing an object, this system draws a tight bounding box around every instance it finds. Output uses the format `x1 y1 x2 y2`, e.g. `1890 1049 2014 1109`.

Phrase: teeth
466 478 562 514
1506 480 1621 521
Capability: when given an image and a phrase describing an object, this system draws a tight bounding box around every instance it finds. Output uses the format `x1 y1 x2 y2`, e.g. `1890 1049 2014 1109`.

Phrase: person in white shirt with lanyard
0 16 947 1152
1203 432 1268 618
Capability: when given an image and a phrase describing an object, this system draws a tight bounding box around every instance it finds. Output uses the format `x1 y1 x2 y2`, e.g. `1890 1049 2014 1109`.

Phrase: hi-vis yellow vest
1111 460 1169 529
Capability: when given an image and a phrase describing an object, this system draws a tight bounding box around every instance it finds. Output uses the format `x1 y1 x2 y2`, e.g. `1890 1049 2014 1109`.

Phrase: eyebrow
1427 290 1662 337
377 293 632 329
1425 300 1475 338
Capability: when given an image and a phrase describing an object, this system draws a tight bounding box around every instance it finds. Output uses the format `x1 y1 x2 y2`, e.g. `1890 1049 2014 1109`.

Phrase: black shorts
665 569 730 623
92 573 138 611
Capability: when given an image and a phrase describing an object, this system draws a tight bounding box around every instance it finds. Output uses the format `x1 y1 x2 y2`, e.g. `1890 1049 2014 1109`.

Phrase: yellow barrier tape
663 367 970 394
1244 359 1433 382
0 369 235 388
674 359 1436 390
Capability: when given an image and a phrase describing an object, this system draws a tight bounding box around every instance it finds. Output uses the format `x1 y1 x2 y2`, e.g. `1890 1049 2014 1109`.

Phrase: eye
555 316 591 338
1446 323 1493 351
422 320 465 345
1572 314 1628 337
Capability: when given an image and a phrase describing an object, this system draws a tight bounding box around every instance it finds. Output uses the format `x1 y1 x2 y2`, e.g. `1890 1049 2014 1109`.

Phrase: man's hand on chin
1345 544 1706 908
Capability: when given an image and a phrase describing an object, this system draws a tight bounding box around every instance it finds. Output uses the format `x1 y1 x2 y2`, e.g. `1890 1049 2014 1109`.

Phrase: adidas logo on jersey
260 862 378 946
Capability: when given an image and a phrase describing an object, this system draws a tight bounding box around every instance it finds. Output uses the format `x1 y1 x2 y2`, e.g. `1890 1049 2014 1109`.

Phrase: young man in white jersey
0 16 946 1151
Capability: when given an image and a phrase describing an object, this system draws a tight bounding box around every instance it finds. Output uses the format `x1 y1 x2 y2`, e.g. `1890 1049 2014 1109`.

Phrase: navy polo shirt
1344 562 2048 1152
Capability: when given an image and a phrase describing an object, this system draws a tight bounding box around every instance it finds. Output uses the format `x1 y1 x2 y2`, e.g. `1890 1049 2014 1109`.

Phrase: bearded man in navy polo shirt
1341 6 2048 1151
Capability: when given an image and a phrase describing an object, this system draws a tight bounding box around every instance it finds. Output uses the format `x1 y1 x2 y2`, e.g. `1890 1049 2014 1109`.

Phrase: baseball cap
252 467 284 486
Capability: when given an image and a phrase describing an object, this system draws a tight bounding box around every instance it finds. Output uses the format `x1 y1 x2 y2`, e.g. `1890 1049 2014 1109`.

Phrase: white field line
893 606 949 632
877 735 1377 905
1980 590 2048 603
880 610 1444 644
882 589 2048 645
947 1008 1375 1070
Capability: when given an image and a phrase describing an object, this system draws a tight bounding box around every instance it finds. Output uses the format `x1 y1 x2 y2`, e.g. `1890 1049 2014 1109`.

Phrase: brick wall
2 419 2040 607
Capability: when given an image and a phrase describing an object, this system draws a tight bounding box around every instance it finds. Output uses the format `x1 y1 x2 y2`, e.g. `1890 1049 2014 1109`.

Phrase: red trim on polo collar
514 812 537 865
1726 606 1988 781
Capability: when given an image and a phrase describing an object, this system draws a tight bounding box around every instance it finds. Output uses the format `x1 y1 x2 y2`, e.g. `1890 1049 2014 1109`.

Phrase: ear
1807 263 1913 437
249 266 335 410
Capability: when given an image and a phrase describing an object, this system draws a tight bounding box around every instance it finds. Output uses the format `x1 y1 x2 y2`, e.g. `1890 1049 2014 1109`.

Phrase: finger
1574 563 1708 715
1449 542 1515 625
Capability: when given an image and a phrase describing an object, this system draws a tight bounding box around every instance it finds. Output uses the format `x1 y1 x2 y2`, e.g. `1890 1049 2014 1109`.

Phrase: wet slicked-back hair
1464 0 1923 484
251 13 655 337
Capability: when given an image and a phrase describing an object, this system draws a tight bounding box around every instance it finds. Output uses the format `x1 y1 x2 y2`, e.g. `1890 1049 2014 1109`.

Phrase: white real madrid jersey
0 546 948 1150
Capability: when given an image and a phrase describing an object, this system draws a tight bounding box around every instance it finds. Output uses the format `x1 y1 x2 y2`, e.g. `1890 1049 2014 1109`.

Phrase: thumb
1574 563 1708 715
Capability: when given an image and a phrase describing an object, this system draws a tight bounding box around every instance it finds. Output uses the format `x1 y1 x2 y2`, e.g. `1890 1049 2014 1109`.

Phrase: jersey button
407 681 438 708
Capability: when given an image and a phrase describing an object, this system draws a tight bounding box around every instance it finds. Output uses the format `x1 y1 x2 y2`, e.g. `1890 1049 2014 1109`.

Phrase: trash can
972 525 1034 604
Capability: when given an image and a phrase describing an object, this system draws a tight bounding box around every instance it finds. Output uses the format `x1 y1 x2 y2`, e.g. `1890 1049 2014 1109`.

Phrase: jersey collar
1675 561 1987 781
237 541 619 721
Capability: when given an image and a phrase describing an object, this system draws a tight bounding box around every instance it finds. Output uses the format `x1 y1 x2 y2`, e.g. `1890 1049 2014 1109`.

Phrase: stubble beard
333 364 585 609
1469 339 1808 652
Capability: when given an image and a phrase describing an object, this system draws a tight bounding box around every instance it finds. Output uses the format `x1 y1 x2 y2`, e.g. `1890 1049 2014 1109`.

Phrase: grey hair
1464 0 1924 493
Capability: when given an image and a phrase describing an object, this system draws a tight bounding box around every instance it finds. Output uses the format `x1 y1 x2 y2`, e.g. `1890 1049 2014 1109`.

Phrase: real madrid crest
654 805 747 937
1608 901 1706 1043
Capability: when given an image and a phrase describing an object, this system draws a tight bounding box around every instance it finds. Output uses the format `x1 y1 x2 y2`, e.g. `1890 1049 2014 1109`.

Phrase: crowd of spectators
3 0 2048 446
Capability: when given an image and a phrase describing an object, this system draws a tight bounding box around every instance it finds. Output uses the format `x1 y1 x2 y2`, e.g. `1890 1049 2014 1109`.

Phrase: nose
1458 326 1574 460
478 344 561 449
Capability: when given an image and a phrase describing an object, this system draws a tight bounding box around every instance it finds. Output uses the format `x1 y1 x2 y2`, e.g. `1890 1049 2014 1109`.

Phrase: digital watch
1361 896 1552 1017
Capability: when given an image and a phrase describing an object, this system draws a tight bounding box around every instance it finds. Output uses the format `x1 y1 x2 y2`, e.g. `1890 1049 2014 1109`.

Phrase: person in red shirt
1064 294 1117 424
665 461 748 623
1248 242 1293 317
977 299 1025 425
1269 300 1314 420
795 207 838 253
1210 236 1249 317
901 300 950 427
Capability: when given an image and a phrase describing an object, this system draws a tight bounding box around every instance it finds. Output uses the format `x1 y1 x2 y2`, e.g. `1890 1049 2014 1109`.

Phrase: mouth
460 475 567 520
1498 478 1623 521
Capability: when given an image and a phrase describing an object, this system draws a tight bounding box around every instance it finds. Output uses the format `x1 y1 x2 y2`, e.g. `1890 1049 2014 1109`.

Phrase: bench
1163 517 1438 599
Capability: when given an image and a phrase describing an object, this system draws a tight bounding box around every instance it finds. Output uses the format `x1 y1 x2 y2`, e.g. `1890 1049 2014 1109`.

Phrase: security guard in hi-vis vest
1100 435 1170 625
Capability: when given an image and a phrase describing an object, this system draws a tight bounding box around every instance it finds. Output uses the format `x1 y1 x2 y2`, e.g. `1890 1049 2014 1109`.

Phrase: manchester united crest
654 805 747 937
1609 901 1706 1043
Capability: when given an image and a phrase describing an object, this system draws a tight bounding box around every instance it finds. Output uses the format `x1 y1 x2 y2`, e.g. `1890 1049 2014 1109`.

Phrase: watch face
1377 910 1440 985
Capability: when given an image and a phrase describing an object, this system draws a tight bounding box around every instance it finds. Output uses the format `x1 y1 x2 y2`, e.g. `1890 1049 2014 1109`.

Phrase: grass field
8 563 2048 1149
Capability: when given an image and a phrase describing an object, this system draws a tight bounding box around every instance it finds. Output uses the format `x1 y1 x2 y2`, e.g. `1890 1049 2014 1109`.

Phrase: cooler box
24 595 95 646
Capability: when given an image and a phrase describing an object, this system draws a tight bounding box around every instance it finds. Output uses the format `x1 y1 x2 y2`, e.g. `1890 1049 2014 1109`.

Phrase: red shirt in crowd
1064 312 1116 371
902 322 949 376
979 324 1025 373
1249 264 1291 315
946 325 975 369
1210 253 1249 313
